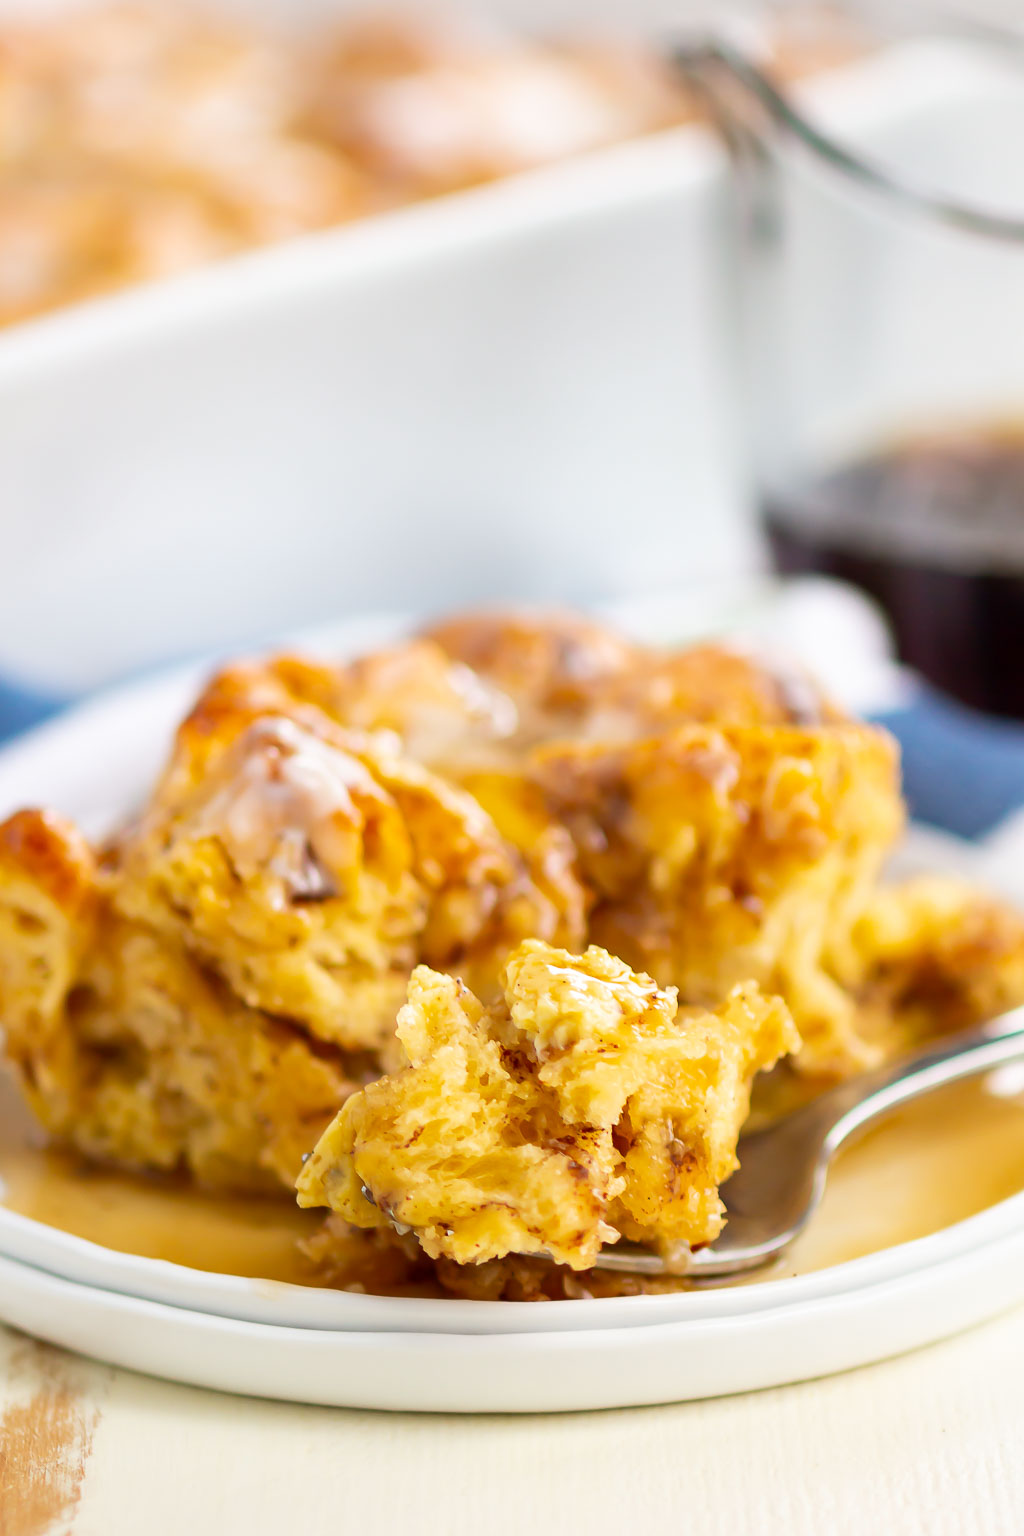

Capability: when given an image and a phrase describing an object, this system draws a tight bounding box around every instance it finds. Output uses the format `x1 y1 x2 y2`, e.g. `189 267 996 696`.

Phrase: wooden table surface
1 1303 1022 1536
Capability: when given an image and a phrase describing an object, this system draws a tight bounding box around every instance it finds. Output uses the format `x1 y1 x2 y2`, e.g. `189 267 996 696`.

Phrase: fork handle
815 1005 1024 1156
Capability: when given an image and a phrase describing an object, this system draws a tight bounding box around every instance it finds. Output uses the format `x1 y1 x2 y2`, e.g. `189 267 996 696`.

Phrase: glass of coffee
685 18 1024 717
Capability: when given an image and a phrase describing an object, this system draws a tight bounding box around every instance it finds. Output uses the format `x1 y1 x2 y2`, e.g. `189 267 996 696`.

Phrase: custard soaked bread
0 609 1022 1246
297 940 798 1270
0 811 353 1190
533 721 903 1078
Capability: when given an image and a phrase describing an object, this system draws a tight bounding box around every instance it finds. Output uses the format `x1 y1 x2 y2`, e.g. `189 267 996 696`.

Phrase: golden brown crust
423 609 639 724
116 663 584 1046
328 639 521 770
117 712 428 1051
0 808 98 914
0 810 101 1067
422 614 838 740
580 644 840 734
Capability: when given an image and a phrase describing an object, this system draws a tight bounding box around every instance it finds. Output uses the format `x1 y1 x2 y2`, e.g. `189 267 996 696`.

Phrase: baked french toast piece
530 721 904 1078
580 644 840 736
270 616 832 763
0 809 99 1073
422 609 640 728
0 809 353 1189
423 609 838 737
854 874 1024 1054
297 939 797 1271
324 640 593 957
328 638 522 770
181 642 523 774
114 664 584 1049
115 709 433 1053
308 14 691 202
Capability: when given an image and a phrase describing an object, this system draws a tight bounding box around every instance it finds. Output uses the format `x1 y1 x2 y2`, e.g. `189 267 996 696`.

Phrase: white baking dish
0 19 1000 696
0 121 743 694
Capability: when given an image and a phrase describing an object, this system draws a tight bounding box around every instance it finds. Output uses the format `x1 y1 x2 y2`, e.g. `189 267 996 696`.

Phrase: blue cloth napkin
0 677 66 741
2 673 1023 843
875 688 1024 841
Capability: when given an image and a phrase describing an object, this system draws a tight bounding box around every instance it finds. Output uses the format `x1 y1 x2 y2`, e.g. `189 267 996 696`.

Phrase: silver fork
593 1008 1024 1281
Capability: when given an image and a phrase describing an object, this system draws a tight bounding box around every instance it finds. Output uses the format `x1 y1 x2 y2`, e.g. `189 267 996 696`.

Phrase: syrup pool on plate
2 1067 1023 1291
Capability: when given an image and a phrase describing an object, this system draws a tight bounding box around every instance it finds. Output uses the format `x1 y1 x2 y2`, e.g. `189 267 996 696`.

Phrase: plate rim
0 1175 1022 1337
1 1223 1022 1411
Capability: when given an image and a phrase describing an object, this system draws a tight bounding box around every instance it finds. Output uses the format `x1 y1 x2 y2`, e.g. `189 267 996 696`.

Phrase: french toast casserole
1 609 1020 1299
0 3 859 329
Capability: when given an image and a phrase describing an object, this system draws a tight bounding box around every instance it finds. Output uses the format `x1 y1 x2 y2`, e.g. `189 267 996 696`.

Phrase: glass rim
674 22 1024 245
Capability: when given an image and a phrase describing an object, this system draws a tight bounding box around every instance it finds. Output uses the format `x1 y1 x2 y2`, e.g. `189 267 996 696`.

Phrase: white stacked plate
0 617 1023 1411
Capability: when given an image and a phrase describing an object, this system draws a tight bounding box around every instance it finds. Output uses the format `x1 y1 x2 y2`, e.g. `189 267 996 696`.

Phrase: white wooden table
2 1305 1022 1536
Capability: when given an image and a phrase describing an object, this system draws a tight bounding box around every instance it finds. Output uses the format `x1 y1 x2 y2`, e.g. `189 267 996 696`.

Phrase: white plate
1 1223 1023 1412
1 628 1023 1407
